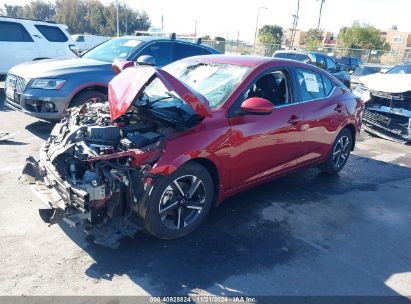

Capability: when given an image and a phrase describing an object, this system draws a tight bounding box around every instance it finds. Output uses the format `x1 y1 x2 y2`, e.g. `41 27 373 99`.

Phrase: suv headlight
31 79 66 90
353 84 370 102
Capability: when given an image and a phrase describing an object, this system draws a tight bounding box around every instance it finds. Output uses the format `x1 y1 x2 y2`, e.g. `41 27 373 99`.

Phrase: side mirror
136 55 156 66
240 97 273 115
112 60 135 75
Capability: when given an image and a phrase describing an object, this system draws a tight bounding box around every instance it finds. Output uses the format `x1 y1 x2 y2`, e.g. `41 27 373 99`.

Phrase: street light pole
253 6 267 53
317 0 325 31
116 0 120 37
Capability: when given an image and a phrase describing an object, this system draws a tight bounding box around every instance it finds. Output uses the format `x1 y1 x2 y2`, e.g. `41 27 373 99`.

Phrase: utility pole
317 0 325 31
253 6 267 53
237 31 240 43
125 10 128 35
116 0 119 37
290 0 300 49
194 20 198 36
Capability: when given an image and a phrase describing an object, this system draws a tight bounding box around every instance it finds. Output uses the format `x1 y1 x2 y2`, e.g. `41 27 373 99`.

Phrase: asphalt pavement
0 84 410 299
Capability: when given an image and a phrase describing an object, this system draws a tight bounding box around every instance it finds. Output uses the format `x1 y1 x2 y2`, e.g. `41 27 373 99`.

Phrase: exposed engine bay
22 91 202 247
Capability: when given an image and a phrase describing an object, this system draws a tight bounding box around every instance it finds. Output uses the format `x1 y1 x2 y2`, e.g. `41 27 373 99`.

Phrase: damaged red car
23 55 363 246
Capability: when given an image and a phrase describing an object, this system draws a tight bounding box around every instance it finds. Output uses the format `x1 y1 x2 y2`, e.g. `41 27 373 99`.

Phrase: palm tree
317 0 325 30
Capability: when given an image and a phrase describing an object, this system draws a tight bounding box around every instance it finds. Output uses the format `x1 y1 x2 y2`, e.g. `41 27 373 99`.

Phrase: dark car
23 55 363 246
5 35 219 120
350 64 391 89
336 56 364 72
273 50 351 87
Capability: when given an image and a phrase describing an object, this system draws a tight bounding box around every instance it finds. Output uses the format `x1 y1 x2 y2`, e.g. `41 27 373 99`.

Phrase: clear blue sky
1 0 409 42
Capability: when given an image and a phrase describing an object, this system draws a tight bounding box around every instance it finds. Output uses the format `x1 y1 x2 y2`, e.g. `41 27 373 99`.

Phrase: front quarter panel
148 110 230 198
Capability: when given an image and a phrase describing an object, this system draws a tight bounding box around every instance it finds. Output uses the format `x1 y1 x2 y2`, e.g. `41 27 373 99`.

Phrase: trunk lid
108 66 212 121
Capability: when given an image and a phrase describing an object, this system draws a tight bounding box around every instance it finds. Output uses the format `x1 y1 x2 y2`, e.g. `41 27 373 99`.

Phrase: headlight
353 84 370 102
31 79 66 90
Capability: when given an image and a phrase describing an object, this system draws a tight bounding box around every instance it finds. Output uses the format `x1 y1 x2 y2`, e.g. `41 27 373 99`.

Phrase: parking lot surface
0 84 410 297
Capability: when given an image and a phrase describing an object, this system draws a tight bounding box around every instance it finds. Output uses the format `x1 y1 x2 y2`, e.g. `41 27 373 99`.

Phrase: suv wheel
69 90 106 108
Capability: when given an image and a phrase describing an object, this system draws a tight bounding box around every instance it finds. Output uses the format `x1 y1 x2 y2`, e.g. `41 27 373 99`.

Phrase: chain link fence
202 40 411 66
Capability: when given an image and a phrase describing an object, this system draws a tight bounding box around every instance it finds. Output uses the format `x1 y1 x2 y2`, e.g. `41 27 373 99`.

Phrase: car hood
360 73 411 93
9 58 112 78
108 66 212 121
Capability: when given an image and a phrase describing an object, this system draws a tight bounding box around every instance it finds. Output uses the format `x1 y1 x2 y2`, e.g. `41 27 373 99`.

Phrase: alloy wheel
158 175 206 230
332 135 350 169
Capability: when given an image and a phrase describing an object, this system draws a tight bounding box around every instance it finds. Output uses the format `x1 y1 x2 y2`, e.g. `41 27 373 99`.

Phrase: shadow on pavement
25 121 55 140
55 154 411 297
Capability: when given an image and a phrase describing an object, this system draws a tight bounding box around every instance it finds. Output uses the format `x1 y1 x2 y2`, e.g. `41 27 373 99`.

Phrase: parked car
0 16 78 76
22 55 363 246
273 50 351 87
354 63 411 143
336 56 364 72
5 35 219 121
72 34 110 53
350 64 391 89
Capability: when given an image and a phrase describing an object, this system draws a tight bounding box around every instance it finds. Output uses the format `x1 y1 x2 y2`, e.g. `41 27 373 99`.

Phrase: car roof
179 55 272 66
274 50 308 55
113 35 219 53
178 54 325 68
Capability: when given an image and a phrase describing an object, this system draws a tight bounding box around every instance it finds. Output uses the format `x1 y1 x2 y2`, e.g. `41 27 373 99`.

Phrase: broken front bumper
21 146 146 247
362 109 411 143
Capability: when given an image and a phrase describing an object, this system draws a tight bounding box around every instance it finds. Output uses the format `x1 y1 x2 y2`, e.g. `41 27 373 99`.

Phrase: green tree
258 25 283 44
337 22 387 50
23 1 55 20
2 0 150 36
2 5 25 18
304 28 323 50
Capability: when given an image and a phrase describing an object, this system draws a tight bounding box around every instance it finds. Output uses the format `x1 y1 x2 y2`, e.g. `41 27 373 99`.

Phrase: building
381 29 411 52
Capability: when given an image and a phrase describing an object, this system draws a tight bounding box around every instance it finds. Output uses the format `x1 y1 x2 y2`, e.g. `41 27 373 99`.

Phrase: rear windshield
274 52 309 62
353 66 382 76
35 25 68 42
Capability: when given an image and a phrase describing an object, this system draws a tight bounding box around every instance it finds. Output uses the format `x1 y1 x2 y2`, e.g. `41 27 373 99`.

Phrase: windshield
353 66 382 76
159 60 251 108
82 38 141 62
386 64 411 74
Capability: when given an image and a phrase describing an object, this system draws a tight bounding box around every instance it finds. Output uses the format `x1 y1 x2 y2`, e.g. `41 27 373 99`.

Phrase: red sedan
24 55 363 245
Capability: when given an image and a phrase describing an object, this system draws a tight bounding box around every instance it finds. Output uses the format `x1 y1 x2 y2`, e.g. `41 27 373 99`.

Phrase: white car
72 34 110 53
0 16 78 75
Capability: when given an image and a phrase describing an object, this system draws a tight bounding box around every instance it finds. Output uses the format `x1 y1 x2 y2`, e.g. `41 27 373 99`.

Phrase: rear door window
0 21 33 42
315 54 327 69
326 57 338 72
34 25 68 42
175 43 207 60
295 68 329 101
137 42 174 67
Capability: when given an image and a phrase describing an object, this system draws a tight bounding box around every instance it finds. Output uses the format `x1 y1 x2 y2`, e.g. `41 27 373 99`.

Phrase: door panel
228 105 304 188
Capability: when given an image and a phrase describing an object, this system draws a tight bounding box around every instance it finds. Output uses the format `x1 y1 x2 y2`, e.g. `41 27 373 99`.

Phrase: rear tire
69 90 106 108
144 162 214 239
319 128 352 174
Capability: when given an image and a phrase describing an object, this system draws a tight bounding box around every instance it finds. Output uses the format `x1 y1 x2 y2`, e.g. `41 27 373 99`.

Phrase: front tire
319 128 352 174
144 162 214 239
69 90 106 108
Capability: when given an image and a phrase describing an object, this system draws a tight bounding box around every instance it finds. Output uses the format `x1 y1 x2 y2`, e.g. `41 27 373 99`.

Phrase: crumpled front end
21 102 166 247
362 90 411 143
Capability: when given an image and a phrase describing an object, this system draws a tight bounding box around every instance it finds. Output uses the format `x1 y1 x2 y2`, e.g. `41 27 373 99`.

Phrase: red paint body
111 55 363 204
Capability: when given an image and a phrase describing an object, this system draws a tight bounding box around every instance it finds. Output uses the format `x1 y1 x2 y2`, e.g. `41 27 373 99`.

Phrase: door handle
334 104 344 113
287 115 301 125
